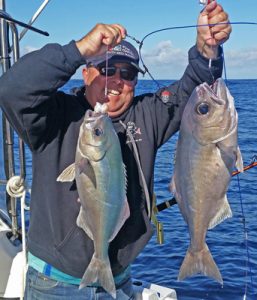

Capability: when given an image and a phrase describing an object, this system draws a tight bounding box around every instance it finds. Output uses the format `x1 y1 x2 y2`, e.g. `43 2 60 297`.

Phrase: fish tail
79 253 116 298
178 243 223 284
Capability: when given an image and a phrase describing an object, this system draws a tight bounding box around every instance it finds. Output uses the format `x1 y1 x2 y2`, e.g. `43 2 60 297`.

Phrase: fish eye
196 102 209 115
93 127 103 136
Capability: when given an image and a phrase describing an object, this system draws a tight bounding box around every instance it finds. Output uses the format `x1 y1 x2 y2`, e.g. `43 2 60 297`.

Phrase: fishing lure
199 0 214 5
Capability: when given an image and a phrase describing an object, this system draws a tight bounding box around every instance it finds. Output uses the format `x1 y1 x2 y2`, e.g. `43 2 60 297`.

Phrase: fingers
200 0 218 17
208 4 232 42
100 23 127 47
197 1 232 57
76 23 127 58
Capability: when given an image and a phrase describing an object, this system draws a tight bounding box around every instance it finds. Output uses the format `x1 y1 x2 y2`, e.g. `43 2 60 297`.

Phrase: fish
170 78 243 283
57 102 129 298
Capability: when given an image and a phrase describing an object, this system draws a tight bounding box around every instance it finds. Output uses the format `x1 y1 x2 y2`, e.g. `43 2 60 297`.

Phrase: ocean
1 79 257 299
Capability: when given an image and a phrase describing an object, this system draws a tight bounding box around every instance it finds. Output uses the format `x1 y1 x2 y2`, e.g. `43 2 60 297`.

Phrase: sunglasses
98 66 138 82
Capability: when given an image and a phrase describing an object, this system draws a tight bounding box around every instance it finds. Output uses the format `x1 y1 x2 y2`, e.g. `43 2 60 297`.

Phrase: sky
3 0 257 80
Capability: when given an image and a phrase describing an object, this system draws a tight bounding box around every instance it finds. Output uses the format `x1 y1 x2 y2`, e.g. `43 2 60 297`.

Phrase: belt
28 252 130 286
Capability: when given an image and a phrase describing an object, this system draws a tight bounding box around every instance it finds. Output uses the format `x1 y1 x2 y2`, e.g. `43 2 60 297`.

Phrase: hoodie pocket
54 225 94 277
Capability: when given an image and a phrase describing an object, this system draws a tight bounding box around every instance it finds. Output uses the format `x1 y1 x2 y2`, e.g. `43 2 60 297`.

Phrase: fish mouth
84 110 104 128
85 109 95 120
210 79 228 105
198 80 226 106
85 109 100 120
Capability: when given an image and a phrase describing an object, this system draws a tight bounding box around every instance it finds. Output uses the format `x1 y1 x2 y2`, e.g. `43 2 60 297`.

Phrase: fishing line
127 21 257 89
104 45 109 99
221 44 228 84
236 170 253 299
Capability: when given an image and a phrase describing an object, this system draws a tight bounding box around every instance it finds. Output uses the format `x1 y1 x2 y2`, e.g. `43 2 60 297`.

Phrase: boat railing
1 3 25 239
0 0 50 239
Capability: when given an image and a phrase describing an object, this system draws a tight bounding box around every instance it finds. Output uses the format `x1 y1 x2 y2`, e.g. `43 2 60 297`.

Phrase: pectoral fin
78 158 97 188
235 146 244 173
57 163 76 182
208 195 232 230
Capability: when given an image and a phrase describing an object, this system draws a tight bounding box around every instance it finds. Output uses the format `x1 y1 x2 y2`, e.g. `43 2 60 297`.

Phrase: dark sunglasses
98 66 138 81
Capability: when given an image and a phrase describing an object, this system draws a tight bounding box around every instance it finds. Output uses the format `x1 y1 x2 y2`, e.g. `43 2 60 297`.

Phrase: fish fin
173 141 178 165
235 146 244 173
208 195 232 230
57 163 76 182
76 207 93 240
217 141 244 174
79 253 116 299
170 175 182 205
77 158 89 173
170 175 177 194
109 198 130 242
178 243 223 284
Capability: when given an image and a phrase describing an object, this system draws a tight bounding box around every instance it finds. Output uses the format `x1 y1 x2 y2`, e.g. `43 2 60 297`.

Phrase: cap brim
106 58 145 74
129 61 145 75
90 54 145 75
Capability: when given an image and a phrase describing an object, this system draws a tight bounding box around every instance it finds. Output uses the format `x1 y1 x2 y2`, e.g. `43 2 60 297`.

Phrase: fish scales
171 78 243 283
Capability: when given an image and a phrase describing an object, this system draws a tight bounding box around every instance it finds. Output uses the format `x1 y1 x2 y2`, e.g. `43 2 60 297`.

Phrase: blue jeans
24 266 135 300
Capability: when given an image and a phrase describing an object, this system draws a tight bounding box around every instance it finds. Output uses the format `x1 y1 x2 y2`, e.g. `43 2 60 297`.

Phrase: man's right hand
76 23 126 59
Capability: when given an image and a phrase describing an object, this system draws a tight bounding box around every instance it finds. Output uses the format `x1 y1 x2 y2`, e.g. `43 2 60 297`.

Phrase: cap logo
108 44 135 59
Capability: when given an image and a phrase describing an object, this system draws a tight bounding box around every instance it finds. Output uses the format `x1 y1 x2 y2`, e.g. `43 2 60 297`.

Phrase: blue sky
4 0 257 79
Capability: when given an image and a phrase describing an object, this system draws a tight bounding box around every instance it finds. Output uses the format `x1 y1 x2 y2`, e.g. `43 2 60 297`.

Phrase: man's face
82 62 138 118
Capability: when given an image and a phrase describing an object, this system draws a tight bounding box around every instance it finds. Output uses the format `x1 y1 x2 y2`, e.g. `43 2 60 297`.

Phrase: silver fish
57 103 129 298
170 78 243 283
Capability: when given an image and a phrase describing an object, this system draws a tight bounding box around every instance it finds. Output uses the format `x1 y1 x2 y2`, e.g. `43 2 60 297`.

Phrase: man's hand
76 23 126 59
197 1 232 58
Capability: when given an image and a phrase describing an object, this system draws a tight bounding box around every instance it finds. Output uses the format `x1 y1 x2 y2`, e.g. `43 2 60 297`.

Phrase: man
0 1 231 299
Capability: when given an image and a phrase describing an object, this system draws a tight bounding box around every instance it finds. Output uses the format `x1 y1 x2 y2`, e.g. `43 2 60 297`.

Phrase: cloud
140 41 257 79
20 45 39 56
226 47 257 67
223 47 257 78
139 40 188 79
142 40 187 65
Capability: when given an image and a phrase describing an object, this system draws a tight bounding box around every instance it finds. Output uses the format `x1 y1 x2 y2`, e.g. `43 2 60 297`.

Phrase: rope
6 176 26 198
20 190 28 299
6 176 29 299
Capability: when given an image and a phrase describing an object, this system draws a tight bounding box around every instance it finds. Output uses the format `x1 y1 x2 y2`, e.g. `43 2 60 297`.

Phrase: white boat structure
0 1 177 299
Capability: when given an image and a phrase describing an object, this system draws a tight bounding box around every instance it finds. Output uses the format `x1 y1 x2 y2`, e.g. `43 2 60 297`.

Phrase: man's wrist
196 40 218 59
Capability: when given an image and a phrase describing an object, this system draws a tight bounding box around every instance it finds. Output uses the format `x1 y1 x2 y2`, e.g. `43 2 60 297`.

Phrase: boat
0 1 177 299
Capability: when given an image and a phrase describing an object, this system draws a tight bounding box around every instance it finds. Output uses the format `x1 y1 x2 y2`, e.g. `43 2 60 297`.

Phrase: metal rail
0 0 18 237
19 0 51 40
0 0 49 237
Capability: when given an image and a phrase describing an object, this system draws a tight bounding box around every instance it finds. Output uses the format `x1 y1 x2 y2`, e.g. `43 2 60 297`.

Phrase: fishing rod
0 10 49 37
156 157 257 213
19 0 51 41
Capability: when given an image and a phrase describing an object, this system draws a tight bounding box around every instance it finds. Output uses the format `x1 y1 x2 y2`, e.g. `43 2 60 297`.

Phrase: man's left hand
197 1 232 58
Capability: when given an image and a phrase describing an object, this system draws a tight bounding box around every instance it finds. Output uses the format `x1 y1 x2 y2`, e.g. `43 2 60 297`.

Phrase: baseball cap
87 40 145 74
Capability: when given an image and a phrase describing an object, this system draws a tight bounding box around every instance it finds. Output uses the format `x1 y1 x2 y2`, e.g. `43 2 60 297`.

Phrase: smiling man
0 2 232 299
82 40 144 118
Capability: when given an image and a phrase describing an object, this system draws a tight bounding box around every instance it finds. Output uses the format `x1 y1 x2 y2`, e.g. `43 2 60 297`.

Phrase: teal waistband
28 252 130 286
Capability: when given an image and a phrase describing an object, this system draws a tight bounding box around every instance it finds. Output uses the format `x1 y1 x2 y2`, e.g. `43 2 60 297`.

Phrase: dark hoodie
0 40 223 277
